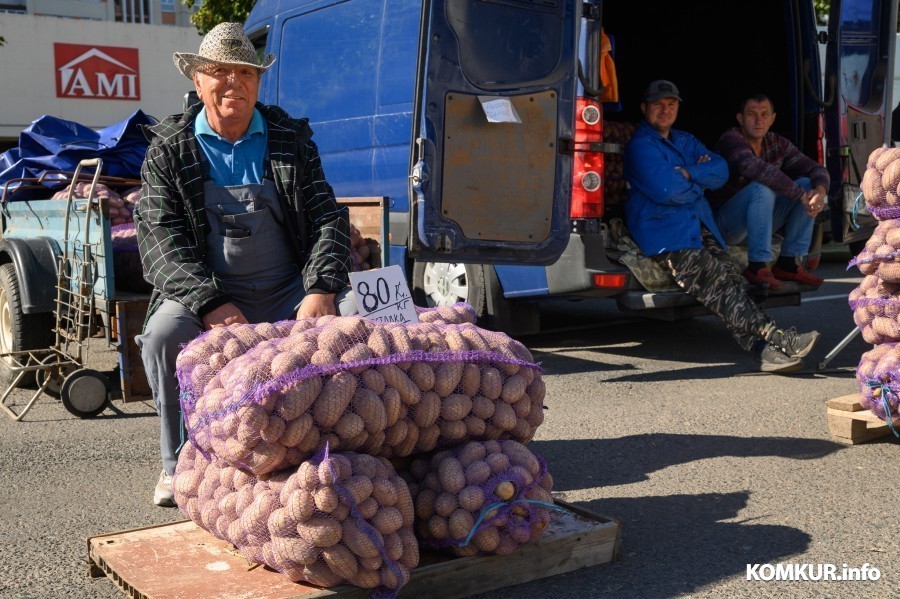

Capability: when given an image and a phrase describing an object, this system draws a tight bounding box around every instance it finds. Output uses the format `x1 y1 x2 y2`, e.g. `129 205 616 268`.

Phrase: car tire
412 261 487 318
0 263 54 387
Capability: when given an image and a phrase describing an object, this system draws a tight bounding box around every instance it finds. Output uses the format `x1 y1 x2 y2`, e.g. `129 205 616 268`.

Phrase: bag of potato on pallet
402 440 556 556
176 304 546 476
173 442 418 593
855 343 900 426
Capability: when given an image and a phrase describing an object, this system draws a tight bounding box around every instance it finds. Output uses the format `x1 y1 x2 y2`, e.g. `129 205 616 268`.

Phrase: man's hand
202 302 248 330
802 188 826 218
675 155 711 180
296 293 338 320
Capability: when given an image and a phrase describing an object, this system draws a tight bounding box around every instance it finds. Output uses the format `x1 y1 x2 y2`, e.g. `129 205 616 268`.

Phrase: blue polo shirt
194 107 267 186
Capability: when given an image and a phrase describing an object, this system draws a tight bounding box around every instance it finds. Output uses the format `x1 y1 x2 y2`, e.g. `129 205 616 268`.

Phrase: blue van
244 0 897 334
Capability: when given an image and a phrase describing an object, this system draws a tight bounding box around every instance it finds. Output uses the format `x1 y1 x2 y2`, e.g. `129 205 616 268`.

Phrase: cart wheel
34 355 77 399
60 369 110 418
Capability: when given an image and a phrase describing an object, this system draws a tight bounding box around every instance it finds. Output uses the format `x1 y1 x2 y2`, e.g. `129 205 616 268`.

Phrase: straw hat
173 22 275 80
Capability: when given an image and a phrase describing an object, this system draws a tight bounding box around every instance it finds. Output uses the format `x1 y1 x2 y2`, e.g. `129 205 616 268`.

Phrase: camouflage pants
658 247 776 352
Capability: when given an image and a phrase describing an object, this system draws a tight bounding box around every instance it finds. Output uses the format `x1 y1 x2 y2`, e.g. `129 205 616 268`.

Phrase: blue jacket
623 121 728 256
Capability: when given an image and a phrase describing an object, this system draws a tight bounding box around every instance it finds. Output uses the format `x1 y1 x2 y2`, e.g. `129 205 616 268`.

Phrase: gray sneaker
153 470 175 507
768 328 820 359
756 343 804 373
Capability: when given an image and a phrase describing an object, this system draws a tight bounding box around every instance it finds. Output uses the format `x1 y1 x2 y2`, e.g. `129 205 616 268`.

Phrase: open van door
825 0 898 248
408 0 579 265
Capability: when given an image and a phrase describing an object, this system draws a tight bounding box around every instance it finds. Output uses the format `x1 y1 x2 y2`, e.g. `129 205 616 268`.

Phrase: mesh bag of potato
173 442 418 592
855 343 900 425
860 147 900 219
848 219 900 281
848 275 900 343
176 305 546 477
403 440 556 557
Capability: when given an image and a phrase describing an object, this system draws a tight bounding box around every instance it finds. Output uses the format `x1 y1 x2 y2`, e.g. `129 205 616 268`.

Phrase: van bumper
544 231 632 298
543 231 806 318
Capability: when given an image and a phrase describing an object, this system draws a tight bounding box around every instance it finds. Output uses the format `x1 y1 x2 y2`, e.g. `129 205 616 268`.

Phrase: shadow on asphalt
530 434 844 490
580 492 811 598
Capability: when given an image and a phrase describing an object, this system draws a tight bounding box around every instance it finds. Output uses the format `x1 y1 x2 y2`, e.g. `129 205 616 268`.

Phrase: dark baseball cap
643 80 682 103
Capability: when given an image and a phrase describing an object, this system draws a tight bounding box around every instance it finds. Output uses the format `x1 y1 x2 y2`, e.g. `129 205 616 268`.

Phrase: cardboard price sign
349 265 419 324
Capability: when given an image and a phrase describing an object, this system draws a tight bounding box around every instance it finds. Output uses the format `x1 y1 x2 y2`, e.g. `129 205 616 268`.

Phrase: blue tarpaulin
0 110 155 198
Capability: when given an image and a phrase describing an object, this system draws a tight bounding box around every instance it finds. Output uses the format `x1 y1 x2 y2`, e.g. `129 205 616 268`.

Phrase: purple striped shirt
707 127 829 210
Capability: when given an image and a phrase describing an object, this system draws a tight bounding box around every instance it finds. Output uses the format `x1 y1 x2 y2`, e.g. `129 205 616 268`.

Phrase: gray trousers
136 289 357 475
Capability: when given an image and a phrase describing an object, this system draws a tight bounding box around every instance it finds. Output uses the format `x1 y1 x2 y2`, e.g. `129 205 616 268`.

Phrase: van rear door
408 0 578 265
824 0 898 245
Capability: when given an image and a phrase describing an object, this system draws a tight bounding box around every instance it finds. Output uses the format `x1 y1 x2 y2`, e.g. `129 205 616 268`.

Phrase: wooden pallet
826 394 900 445
88 500 621 599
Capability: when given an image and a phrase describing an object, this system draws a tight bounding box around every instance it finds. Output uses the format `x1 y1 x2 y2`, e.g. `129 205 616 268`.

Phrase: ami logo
54 43 140 100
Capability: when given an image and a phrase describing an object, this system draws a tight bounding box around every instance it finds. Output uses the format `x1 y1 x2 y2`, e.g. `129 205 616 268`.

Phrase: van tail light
571 97 604 219
593 273 627 288
816 112 825 165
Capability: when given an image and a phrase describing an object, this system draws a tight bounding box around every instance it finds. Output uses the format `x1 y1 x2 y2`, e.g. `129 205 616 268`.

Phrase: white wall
0 13 201 140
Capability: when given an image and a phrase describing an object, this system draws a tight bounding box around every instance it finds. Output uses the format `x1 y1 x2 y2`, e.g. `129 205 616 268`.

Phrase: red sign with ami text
54 43 140 101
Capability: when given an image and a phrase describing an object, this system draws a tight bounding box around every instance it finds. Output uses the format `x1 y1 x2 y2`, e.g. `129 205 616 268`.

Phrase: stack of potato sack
602 120 636 209
349 223 381 272
849 147 900 432
172 302 551 591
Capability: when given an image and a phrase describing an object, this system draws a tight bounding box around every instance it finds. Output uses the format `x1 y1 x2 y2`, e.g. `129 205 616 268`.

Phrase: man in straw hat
135 22 356 506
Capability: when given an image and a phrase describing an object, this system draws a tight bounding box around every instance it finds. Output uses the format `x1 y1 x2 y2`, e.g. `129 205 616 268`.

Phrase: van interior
601 0 803 149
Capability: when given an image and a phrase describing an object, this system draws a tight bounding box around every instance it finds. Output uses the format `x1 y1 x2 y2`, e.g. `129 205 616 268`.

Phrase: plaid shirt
707 127 830 210
135 102 351 324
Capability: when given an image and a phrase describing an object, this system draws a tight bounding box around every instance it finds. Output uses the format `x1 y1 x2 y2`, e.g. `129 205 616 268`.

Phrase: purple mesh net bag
848 218 900 280
848 275 900 343
173 442 417 592
402 440 555 556
855 343 900 424
175 305 545 476
858 147 900 220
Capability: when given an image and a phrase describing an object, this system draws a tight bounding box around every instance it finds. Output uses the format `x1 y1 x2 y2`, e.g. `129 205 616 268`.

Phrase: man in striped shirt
709 94 828 289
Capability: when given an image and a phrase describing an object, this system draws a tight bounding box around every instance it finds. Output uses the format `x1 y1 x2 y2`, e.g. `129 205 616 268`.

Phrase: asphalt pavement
0 251 895 598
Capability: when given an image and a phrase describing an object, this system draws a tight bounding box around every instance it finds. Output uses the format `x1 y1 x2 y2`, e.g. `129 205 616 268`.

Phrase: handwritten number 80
358 278 390 312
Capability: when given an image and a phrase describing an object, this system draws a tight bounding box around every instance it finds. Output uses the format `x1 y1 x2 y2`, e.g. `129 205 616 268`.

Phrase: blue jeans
715 178 814 263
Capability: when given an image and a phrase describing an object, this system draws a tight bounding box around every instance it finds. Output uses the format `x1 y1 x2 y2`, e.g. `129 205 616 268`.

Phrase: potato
322 544 359 580
353 389 387 434
434 362 464 397
314 371 357 428
342 519 381 559
441 394 473 421
438 457 465 493
409 362 436 391
372 506 404 535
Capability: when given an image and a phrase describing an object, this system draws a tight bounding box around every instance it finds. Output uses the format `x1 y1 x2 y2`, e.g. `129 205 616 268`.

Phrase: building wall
0 13 201 140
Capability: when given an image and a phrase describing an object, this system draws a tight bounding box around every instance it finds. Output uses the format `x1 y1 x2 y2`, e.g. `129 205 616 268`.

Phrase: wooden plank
826 394 900 445
826 394 865 412
89 502 619 599
115 298 151 403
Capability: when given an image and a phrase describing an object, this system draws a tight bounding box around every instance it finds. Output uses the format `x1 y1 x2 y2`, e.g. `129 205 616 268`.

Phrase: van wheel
0 263 54 387
412 261 487 318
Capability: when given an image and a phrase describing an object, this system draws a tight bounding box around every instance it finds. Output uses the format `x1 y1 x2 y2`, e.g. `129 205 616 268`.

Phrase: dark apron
203 178 305 323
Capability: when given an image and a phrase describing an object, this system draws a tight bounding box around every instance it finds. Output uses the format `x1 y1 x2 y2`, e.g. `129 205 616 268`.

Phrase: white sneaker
153 470 175 507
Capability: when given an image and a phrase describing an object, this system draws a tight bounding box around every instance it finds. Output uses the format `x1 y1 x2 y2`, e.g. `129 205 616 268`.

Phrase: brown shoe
772 265 824 287
743 267 783 290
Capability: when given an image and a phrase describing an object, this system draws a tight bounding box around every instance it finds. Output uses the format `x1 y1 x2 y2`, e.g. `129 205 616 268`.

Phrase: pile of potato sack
849 147 900 425
172 303 556 594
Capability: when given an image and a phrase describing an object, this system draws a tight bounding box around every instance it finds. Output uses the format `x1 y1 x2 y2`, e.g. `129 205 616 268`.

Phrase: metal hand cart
0 158 152 420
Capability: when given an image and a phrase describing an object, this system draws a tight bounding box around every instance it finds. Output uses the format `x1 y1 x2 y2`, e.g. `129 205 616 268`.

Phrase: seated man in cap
135 22 357 506
708 93 828 289
624 80 820 373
